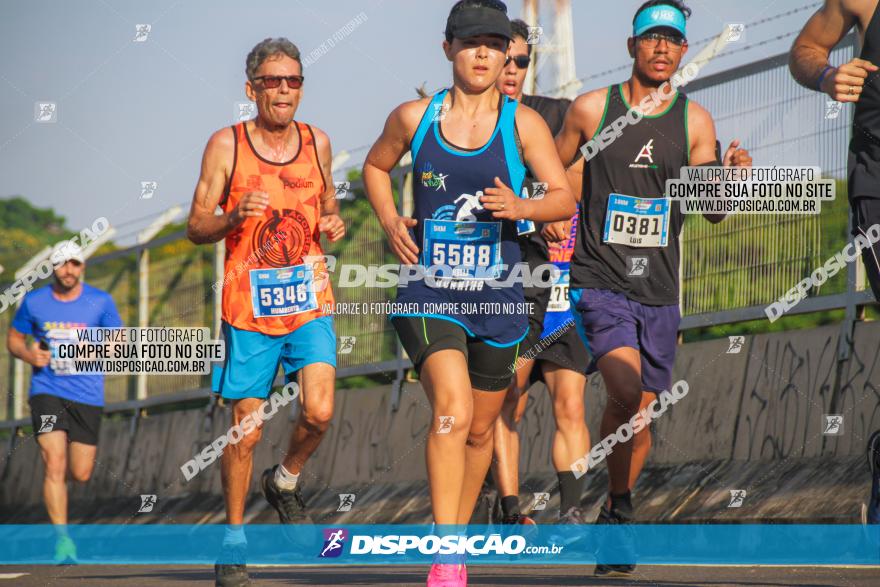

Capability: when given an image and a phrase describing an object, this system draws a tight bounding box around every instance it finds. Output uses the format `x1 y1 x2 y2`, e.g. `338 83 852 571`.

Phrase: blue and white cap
633 4 687 38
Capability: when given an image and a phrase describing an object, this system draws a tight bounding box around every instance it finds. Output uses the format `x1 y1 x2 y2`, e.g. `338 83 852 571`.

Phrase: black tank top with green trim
570 83 689 306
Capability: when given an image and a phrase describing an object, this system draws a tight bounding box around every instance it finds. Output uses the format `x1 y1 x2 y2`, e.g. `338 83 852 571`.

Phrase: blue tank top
392 89 529 346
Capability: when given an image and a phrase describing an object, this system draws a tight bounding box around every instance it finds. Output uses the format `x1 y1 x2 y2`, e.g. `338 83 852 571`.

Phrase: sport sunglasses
637 32 686 47
252 75 305 89
505 54 530 69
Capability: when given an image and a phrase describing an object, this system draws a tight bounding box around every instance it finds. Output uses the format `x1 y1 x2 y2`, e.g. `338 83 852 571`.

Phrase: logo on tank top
420 162 449 191
452 193 484 221
280 177 315 190
431 192 486 222
250 209 312 267
631 139 658 170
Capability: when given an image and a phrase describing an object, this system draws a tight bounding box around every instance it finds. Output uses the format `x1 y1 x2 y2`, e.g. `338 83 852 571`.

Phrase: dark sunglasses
505 54 530 69
253 75 305 89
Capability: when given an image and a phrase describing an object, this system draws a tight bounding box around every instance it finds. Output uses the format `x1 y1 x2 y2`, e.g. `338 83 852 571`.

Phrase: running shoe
215 542 249 587
550 506 589 546
426 562 466 586
594 498 636 577
261 465 312 524
549 506 589 549
53 534 77 565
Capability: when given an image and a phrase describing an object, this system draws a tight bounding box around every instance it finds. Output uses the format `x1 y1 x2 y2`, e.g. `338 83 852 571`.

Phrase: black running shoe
215 543 249 587
261 465 312 524
594 496 636 577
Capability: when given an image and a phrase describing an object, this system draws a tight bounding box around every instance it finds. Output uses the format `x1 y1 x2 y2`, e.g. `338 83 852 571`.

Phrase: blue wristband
816 65 834 91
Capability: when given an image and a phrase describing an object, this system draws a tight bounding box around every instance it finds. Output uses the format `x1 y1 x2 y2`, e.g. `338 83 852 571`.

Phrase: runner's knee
554 394 585 429
431 401 471 436
605 386 642 419
69 463 94 483
302 402 334 433
43 455 66 482
233 425 263 452
466 423 495 450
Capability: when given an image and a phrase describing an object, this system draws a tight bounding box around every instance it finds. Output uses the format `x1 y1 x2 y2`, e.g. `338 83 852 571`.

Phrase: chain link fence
681 38 858 316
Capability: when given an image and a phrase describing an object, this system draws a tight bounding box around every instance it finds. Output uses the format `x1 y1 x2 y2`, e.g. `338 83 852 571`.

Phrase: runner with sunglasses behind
555 1 752 577
473 18 592 529
363 2 575 584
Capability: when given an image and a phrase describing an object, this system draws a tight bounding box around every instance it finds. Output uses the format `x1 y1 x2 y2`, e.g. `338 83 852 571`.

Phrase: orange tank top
220 121 334 335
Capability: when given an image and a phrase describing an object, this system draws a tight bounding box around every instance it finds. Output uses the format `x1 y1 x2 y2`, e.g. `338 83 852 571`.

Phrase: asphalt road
2 564 879 586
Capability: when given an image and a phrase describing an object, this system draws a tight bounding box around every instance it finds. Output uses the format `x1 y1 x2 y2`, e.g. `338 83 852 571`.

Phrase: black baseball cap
446 5 513 41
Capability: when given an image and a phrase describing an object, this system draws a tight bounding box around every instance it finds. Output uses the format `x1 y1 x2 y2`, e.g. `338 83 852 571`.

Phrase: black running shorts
29 393 102 446
528 324 591 386
392 316 521 391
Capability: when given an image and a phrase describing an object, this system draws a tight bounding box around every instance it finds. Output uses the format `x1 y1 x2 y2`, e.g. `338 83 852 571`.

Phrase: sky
0 0 823 248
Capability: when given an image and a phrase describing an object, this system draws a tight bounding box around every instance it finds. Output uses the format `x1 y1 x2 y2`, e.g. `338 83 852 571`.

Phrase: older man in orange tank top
186 37 345 587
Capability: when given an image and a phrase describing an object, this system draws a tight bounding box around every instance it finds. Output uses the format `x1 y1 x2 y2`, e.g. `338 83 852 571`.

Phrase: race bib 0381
602 194 670 248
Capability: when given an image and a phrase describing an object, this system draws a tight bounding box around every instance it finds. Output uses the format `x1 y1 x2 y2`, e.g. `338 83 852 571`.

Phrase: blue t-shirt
12 284 122 406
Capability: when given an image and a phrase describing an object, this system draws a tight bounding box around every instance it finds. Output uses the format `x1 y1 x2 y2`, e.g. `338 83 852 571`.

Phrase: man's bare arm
7 328 49 368
790 0 876 101
186 128 264 244
555 88 608 167
514 106 575 222
688 102 752 224
312 126 346 242
313 127 339 217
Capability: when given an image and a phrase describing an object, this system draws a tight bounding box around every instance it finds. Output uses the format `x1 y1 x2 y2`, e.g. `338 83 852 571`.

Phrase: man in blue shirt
6 240 122 563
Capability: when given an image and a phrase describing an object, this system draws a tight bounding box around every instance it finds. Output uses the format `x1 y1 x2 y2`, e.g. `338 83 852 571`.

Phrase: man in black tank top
555 1 751 577
474 19 593 528
791 0 880 530
791 0 880 301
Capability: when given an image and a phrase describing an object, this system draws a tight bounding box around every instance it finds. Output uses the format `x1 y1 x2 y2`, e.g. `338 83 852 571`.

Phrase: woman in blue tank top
363 2 575 583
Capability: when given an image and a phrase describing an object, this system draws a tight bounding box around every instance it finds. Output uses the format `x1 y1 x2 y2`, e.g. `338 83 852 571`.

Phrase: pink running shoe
426 563 466 586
